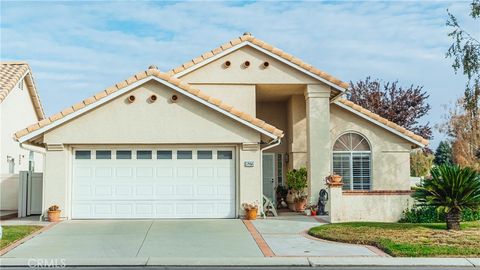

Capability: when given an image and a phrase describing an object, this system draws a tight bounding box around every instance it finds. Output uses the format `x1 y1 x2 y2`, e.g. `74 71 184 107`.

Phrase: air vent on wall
242 143 259 151
46 144 64 151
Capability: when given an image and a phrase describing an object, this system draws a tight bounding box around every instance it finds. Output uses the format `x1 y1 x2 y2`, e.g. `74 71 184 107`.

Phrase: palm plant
412 164 480 230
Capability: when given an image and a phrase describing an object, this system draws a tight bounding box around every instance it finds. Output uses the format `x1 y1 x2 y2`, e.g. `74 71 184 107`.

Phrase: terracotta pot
245 208 258 220
311 210 317 216
48 210 61 222
294 199 306 212
329 175 343 184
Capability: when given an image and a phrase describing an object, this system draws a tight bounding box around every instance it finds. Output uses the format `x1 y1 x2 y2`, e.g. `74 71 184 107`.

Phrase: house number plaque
244 161 255 167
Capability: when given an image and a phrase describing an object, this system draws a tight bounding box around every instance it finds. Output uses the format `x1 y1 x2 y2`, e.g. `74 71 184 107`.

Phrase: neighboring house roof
0 61 45 120
334 98 429 147
168 33 350 91
14 67 284 143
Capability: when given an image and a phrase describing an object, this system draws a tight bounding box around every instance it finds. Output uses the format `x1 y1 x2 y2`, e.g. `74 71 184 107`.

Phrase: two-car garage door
72 147 235 219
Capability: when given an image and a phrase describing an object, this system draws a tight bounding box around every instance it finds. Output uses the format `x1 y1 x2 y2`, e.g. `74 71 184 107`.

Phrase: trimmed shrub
400 204 480 223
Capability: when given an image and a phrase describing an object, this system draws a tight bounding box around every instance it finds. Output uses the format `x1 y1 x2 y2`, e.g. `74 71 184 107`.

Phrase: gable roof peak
0 61 45 120
168 34 349 90
15 68 284 142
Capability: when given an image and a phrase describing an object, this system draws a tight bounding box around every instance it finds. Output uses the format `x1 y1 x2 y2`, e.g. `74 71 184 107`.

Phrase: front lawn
308 221 480 257
0 225 42 249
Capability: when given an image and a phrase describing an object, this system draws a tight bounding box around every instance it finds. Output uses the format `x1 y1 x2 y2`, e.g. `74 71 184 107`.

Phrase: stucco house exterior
1 62 45 211
14 34 428 222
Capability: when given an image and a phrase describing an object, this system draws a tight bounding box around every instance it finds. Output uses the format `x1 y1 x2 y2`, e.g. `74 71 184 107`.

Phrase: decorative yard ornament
317 189 329 215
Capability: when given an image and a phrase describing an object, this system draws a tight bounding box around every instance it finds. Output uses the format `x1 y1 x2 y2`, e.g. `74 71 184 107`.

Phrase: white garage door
72 147 236 219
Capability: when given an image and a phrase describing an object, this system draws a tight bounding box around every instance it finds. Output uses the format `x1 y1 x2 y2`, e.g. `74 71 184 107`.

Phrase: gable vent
46 144 64 151
242 143 259 151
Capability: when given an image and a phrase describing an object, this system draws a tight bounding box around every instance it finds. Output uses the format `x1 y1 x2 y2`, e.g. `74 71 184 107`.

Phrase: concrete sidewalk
1 256 478 267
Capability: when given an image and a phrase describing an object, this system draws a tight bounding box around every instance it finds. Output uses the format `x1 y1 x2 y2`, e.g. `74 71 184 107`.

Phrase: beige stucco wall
44 81 259 145
330 105 412 190
41 81 264 218
190 84 256 116
238 147 262 214
256 101 288 153
0 78 44 210
333 193 413 222
0 174 18 210
179 46 319 85
286 95 307 170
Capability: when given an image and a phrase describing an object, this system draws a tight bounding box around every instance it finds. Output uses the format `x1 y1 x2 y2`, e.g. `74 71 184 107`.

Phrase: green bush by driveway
308 221 480 257
0 226 42 249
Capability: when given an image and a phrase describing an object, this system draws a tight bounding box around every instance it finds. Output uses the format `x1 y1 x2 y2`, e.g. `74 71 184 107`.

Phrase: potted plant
47 205 61 222
286 167 308 212
242 201 259 220
328 173 343 185
294 195 307 212
310 205 318 216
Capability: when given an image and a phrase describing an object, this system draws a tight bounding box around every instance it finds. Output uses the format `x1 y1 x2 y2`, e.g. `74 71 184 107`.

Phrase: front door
262 153 275 203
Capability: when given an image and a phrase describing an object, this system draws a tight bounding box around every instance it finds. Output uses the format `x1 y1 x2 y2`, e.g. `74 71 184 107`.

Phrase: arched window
332 133 371 190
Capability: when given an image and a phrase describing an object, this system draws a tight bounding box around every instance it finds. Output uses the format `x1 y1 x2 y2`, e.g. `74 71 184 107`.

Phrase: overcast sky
1 1 477 149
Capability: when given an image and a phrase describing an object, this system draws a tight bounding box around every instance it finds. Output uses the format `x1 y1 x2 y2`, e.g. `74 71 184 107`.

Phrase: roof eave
333 101 427 148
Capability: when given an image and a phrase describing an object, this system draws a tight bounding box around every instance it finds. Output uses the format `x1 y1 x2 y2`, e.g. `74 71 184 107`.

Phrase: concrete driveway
2 220 263 258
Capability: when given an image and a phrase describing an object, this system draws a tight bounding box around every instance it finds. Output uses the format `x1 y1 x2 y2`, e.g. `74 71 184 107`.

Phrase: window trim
332 132 372 191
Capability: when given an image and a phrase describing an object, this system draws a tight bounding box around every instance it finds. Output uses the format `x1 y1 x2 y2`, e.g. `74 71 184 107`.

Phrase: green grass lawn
0 225 43 249
308 221 480 257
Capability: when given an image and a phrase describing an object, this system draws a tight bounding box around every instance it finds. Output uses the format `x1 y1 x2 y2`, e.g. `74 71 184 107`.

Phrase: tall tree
446 0 480 116
439 99 480 170
443 0 480 169
348 77 432 139
434 140 453 166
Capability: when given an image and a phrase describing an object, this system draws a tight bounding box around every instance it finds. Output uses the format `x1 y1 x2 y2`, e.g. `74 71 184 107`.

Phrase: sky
1 0 478 149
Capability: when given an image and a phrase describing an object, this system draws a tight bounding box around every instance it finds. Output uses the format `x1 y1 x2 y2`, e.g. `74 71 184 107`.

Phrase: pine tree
434 141 453 166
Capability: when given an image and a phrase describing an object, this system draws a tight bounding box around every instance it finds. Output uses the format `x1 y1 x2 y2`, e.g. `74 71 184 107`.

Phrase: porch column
305 84 331 204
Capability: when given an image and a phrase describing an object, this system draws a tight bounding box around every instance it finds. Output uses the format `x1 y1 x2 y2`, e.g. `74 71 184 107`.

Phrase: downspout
19 143 46 221
259 137 281 217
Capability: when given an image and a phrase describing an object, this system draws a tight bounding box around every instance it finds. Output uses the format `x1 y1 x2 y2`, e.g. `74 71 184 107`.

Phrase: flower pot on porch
245 209 258 220
48 210 61 222
294 198 307 212
328 175 343 185
311 210 317 216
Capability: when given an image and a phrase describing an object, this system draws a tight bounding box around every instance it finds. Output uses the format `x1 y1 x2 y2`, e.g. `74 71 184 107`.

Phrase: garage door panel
72 147 236 219
156 167 174 177
116 167 134 177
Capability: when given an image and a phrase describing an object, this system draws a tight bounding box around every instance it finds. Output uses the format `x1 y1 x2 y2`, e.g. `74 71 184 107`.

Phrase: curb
308 257 477 267
0 257 310 267
0 257 478 267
